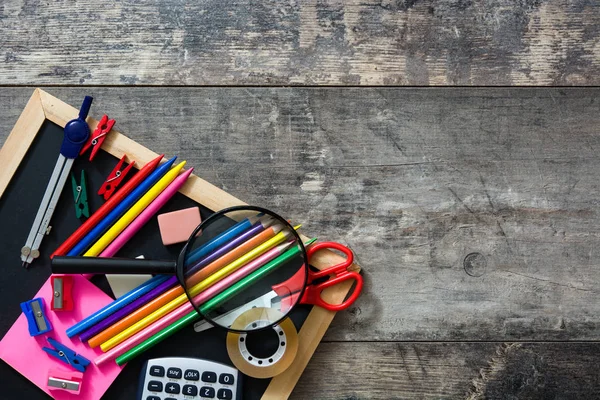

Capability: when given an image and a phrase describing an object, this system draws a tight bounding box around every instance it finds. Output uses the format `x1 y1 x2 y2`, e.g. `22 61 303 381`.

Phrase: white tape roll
226 307 298 379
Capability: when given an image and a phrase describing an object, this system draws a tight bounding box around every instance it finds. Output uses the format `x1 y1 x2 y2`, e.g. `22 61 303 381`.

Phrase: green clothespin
71 170 89 218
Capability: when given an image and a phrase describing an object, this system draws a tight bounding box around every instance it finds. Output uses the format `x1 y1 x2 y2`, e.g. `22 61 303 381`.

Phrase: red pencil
51 154 164 258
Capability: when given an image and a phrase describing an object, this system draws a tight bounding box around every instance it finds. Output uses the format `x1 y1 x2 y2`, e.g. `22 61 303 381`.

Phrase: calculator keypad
139 357 240 400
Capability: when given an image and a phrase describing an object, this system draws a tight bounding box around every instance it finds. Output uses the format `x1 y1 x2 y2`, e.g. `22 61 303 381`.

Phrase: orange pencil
87 223 283 348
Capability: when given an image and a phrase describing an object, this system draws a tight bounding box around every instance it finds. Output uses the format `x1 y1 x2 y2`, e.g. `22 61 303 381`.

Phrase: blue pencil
68 156 177 256
66 274 170 337
184 217 254 266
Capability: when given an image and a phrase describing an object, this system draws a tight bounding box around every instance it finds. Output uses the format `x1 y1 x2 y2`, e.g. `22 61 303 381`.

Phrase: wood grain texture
2 88 600 345
291 342 600 399
1 0 599 85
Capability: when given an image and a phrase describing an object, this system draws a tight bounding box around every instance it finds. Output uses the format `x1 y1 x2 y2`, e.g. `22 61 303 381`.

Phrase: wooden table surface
2 1 600 399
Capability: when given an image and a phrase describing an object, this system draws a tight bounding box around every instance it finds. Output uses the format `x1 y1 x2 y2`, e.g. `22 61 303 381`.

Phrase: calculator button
146 396 160 400
149 365 165 377
202 371 217 382
219 373 235 385
217 388 233 400
167 367 182 379
200 386 216 398
147 381 163 392
184 369 200 380
165 382 180 394
183 384 198 396
165 398 177 400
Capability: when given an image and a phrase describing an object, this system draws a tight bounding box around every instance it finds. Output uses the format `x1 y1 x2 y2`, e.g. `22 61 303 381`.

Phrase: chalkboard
0 119 311 399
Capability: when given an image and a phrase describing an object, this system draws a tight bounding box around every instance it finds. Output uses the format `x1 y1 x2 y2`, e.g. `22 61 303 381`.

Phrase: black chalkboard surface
0 121 310 399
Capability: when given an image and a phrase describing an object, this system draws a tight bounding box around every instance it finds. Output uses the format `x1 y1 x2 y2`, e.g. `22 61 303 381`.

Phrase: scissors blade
193 291 277 333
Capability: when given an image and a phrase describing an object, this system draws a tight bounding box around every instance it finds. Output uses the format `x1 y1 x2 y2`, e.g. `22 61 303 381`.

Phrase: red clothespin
51 275 73 311
80 115 115 161
98 155 135 200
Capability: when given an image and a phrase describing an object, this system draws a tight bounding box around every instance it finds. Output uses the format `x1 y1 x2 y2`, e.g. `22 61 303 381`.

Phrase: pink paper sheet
0 275 124 400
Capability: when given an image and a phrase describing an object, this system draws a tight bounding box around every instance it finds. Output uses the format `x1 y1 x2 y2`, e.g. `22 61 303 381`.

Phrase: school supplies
98 155 135 200
51 275 73 311
42 338 91 373
94 241 297 365
66 275 170 338
157 206 201 245
79 114 115 161
21 96 93 268
100 224 297 351
100 168 194 257
195 241 362 334
1 89 364 400
88 219 280 349
83 161 186 257
47 368 84 394
113 237 312 365
20 297 53 336
67 156 177 257
51 154 163 258
71 170 90 218
0 275 124 400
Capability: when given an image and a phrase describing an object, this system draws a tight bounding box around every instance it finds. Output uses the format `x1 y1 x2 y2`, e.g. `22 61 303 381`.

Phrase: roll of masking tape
226 307 298 379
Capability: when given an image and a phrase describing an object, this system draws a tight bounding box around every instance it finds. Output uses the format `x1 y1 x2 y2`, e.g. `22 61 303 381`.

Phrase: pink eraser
157 207 201 246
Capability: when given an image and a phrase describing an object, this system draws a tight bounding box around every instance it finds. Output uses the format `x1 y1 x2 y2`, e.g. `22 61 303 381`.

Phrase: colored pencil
66 275 170 338
79 274 172 342
87 220 275 347
83 161 187 257
184 219 272 277
68 156 177 256
184 216 258 265
100 226 297 351
51 154 163 258
114 240 309 365
94 241 294 365
99 168 194 257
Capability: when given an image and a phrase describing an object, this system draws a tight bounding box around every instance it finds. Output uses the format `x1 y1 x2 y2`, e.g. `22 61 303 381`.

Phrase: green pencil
116 238 315 365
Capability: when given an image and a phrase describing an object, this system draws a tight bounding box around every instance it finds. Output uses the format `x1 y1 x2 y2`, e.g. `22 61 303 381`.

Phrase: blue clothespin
20 298 53 336
42 337 91 373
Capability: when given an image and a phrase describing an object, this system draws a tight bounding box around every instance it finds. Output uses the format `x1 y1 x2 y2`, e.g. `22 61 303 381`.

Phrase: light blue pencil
66 275 170 337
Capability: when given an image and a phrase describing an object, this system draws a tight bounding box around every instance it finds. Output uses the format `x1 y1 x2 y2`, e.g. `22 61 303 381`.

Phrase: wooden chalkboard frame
0 88 360 400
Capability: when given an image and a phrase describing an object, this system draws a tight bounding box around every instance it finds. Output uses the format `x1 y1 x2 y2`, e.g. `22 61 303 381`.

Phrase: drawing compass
20 96 93 268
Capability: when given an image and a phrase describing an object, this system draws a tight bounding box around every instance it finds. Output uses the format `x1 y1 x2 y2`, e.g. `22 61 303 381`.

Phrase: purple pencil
80 218 274 343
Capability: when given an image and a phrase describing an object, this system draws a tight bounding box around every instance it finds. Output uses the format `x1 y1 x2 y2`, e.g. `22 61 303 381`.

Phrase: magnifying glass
52 206 309 332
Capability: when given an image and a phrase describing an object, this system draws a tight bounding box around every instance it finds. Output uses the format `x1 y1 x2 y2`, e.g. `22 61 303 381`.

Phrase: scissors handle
306 241 354 282
304 241 363 311
302 271 363 311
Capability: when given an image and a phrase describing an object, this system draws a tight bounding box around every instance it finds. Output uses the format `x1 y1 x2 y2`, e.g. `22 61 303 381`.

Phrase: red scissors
289 241 363 311
193 241 363 332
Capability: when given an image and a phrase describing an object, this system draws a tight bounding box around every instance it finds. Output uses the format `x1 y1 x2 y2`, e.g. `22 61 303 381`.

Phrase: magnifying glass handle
51 256 177 275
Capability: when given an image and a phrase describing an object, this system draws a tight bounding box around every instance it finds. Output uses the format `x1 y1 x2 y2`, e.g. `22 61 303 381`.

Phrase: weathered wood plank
291 342 600 399
1 88 600 343
1 0 599 85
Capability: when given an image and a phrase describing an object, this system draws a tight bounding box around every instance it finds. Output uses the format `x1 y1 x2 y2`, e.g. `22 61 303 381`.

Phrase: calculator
138 357 242 400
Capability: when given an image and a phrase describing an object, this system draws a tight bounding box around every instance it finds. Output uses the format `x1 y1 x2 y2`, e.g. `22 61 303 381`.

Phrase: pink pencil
99 168 194 257
94 240 293 365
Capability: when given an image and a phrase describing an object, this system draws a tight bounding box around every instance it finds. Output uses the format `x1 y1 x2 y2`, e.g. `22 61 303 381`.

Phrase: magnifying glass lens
179 207 307 333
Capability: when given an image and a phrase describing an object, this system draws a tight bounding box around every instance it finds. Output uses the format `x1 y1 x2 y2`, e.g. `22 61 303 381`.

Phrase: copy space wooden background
2 0 600 398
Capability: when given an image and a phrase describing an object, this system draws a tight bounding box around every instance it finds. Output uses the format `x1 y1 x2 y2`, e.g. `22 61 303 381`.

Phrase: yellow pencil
100 225 298 352
84 161 187 257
